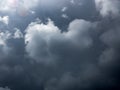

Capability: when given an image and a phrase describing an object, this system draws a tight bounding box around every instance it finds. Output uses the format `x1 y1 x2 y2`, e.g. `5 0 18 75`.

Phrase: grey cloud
25 19 95 64
0 0 120 90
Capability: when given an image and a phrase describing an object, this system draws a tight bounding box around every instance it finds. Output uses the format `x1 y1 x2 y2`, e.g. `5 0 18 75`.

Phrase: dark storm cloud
0 0 120 90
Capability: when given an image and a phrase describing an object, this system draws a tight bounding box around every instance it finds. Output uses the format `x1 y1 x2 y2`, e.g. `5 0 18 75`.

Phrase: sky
0 0 120 90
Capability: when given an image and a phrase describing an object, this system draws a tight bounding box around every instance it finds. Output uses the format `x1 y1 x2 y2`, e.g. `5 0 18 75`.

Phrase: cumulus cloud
95 0 120 17
25 19 61 64
25 19 95 64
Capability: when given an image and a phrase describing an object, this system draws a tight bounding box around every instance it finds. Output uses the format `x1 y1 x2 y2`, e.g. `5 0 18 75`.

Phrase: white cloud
0 16 9 25
25 19 94 64
95 0 120 17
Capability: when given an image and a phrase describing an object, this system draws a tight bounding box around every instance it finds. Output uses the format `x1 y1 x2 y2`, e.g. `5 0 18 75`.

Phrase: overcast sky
0 0 120 90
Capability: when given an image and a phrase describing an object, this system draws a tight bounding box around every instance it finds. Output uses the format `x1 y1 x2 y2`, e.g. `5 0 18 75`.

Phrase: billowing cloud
25 19 61 64
25 19 95 64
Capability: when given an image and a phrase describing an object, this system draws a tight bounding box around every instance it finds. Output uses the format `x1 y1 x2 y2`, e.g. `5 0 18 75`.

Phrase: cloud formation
25 19 95 64
0 0 120 90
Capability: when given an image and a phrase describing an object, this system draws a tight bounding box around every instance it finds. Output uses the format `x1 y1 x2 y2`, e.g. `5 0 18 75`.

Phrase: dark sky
0 0 120 90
